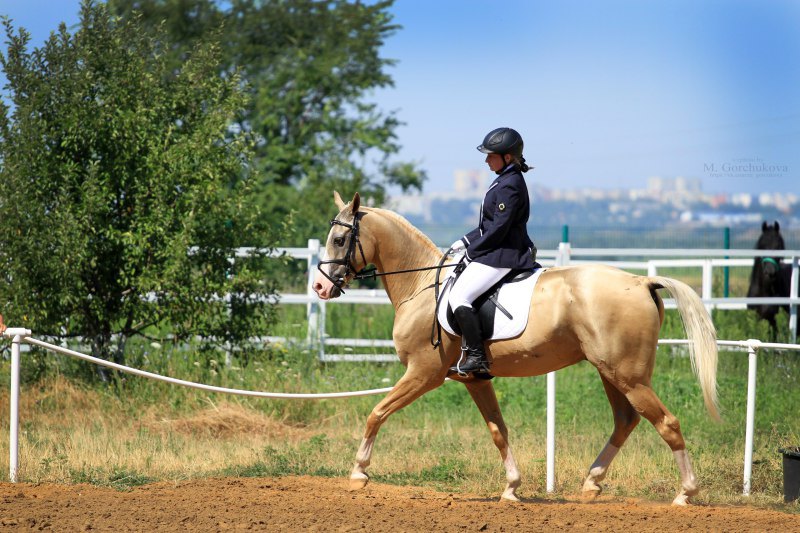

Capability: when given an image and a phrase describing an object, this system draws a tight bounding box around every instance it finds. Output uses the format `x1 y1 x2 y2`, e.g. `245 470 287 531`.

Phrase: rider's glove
449 239 466 253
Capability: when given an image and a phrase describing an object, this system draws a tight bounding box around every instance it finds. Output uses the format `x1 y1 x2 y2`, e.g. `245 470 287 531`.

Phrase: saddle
436 261 545 341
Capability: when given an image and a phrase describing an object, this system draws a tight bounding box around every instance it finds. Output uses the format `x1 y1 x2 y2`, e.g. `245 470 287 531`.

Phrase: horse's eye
333 237 345 247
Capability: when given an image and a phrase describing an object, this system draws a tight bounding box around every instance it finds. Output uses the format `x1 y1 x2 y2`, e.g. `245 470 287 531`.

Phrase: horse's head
313 191 371 300
757 220 785 251
755 220 785 278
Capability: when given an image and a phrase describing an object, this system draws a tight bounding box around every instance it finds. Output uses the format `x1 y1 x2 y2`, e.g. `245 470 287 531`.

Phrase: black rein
316 214 456 295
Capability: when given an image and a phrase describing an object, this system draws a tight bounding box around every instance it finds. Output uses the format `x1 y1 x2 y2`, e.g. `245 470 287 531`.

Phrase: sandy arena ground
2 476 799 531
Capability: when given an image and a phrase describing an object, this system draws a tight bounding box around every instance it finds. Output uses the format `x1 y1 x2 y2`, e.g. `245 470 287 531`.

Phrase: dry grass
140 400 311 440
0 374 795 510
0 376 317 484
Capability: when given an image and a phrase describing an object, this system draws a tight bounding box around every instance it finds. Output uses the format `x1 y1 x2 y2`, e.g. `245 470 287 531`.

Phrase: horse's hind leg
582 374 640 497
464 379 521 501
350 370 442 491
624 383 698 506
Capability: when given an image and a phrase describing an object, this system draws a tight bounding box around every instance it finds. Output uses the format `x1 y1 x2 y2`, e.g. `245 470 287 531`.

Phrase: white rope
8 335 799 402
658 338 800 351
21 336 394 399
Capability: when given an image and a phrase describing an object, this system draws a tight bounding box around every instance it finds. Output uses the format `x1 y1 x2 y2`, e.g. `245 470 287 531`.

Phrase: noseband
317 213 368 294
760 256 781 277
761 257 780 269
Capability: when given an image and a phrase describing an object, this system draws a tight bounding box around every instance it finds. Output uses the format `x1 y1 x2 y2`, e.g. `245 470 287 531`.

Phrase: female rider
448 127 536 375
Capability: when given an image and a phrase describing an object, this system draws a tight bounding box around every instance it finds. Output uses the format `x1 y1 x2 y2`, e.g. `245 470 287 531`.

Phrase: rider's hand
449 239 466 253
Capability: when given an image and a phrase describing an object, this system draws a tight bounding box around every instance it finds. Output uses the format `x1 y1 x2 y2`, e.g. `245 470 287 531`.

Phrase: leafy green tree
0 1 278 374
108 0 426 242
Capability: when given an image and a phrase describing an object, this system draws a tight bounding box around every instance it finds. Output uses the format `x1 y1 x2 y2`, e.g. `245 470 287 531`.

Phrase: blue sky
2 0 798 195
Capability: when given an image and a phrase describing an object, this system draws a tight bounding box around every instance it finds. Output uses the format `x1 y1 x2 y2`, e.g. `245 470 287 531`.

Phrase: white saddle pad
437 266 545 341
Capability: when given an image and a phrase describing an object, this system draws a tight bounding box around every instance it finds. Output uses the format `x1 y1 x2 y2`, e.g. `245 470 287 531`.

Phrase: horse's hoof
672 493 691 506
581 478 602 497
348 473 369 491
500 489 520 502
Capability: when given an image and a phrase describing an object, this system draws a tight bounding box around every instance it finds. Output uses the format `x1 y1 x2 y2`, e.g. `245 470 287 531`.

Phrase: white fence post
5 328 30 483
790 256 798 343
546 370 556 493
306 239 321 346
318 300 327 360
742 339 760 496
702 259 713 313
702 259 714 300
546 241 571 493
9 334 20 483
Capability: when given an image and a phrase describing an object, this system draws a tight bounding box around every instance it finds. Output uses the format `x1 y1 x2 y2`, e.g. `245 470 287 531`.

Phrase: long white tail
650 276 720 421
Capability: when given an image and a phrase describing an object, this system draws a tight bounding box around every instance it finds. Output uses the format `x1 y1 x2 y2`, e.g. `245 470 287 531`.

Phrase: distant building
386 172 798 229
647 176 702 195
386 168 487 224
454 169 488 195
731 193 753 209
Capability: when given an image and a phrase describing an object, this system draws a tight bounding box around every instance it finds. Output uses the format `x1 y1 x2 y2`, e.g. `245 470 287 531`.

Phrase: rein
317 213 456 294
353 263 456 281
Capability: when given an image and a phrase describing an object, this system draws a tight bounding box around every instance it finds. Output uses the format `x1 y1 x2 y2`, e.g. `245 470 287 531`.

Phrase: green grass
1 307 798 508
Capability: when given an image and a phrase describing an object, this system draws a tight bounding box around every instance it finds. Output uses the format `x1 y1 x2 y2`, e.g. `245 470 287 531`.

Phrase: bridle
761 257 780 269
317 212 459 295
759 256 782 279
317 213 369 294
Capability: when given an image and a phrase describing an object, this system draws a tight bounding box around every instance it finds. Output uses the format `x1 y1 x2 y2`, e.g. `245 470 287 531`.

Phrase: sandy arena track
1 476 799 531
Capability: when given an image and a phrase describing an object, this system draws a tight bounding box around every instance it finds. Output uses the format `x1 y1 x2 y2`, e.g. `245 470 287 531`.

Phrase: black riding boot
449 305 491 375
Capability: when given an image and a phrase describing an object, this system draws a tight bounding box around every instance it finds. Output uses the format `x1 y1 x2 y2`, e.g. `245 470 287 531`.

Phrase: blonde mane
363 206 442 257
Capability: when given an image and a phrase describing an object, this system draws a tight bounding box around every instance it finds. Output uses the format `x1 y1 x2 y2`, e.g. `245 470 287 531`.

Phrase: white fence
271 240 800 355
3 328 798 498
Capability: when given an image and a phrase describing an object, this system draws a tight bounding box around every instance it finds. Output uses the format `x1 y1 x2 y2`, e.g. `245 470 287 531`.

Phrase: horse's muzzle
313 271 343 300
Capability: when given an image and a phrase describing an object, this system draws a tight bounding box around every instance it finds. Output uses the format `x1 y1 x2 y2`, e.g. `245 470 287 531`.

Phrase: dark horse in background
747 221 792 333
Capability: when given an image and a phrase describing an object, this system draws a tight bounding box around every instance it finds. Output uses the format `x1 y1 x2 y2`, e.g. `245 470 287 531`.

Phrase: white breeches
448 261 511 310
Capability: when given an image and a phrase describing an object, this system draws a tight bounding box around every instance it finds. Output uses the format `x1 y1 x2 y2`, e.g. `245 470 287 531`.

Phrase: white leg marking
582 442 620 493
501 444 521 501
349 436 375 490
672 449 699 506
355 436 375 466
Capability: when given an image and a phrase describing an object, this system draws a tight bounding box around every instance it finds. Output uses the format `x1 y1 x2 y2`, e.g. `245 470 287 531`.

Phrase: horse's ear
351 192 361 215
762 221 768 232
774 220 780 232
334 191 345 210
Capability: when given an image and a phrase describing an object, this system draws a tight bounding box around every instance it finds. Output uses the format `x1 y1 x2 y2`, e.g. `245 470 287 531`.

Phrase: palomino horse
313 192 719 506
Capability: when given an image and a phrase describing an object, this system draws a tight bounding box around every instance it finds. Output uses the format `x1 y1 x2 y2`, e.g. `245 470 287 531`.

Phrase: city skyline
1 1 798 196
388 168 799 234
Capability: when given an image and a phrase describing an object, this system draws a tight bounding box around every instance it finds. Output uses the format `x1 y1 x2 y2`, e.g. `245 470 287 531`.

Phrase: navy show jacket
460 165 536 269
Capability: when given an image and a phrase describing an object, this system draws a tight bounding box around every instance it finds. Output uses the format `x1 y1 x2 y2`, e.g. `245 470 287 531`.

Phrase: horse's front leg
464 378 521 501
350 370 443 490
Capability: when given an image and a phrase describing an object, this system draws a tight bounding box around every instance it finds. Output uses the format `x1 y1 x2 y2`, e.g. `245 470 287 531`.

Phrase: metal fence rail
269 240 799 353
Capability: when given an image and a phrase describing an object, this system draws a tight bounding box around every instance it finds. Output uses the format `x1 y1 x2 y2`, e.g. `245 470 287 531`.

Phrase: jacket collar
491 164 517 184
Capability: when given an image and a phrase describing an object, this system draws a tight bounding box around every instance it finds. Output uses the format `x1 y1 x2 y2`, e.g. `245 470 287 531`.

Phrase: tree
0 1 278 374
108 0 426 243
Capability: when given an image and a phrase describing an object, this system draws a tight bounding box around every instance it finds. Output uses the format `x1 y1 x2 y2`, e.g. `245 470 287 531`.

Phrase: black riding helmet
477 127 524 158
